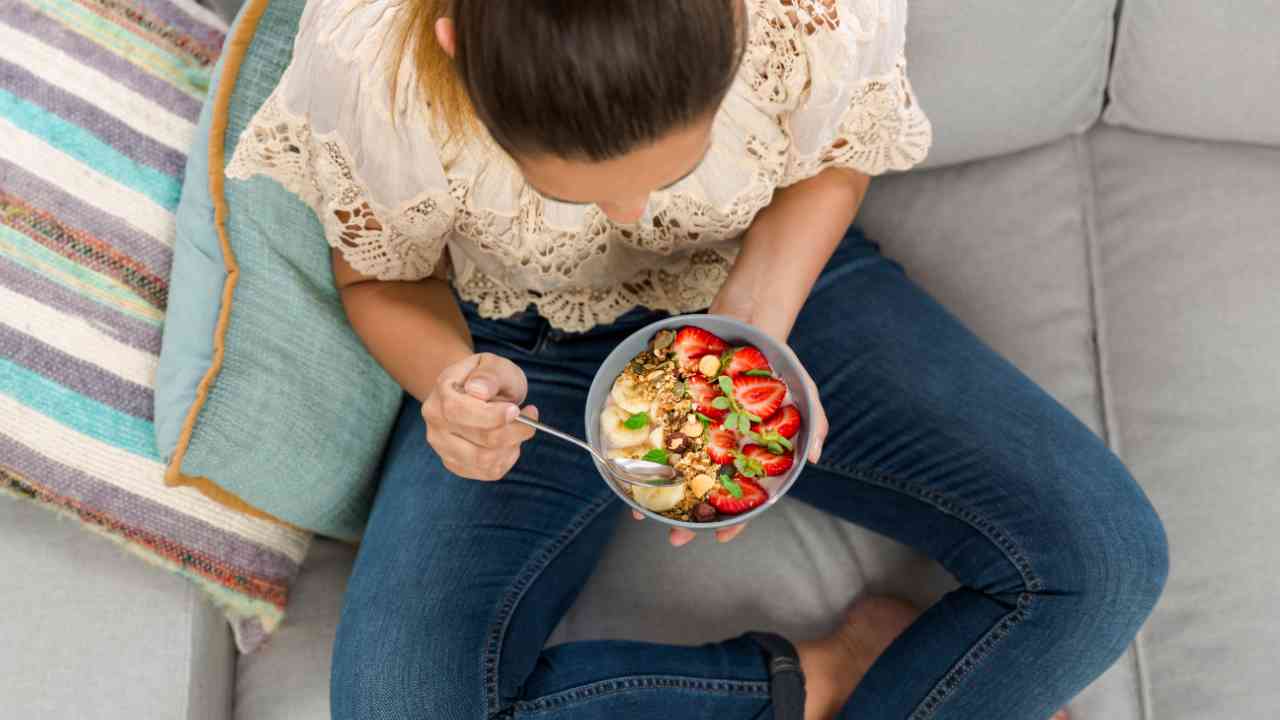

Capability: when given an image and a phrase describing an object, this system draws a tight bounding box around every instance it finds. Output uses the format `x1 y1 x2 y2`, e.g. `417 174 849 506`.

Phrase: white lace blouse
227 0 932 332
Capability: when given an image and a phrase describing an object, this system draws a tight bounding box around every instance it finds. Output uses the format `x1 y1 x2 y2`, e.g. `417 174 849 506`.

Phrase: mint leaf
717 375 734 396
695 412 714 426
623 411 649 430
745 369 773 378
711 396 731 410
720 473 743 498
734 451 763 478
767 442 784 454
745 412 762 423
737 414 751 433
642 448 669 464
778 436 793 451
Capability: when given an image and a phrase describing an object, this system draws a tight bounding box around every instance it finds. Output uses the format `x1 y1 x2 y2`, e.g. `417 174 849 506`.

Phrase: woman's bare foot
795 595 919 720
795 595 1072 720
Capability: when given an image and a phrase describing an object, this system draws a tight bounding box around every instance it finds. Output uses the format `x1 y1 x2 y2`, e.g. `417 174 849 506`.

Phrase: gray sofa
5 1 1278 718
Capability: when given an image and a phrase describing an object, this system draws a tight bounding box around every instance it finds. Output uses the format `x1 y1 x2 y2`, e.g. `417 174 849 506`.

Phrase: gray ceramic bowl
585 314 817 530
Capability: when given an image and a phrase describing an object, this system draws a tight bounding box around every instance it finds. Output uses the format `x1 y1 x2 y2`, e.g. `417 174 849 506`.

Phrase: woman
228 1 1168 718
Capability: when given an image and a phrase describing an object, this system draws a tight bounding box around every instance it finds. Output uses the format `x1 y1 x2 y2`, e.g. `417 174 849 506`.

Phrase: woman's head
393 0 746 223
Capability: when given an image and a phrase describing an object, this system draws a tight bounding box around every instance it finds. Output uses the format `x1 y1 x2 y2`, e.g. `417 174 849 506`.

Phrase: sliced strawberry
705 427 738 465
752 405 801 439
706 474 768 515
673 326 728 372
732 375 786 420
723 346 770 377
742 444 794 476
685 375 727 420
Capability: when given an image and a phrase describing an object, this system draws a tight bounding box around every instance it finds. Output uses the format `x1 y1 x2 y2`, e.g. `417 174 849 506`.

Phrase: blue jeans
331 229 1168 719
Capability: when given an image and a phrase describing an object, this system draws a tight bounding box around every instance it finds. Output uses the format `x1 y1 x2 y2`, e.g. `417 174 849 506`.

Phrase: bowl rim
585 314 817 530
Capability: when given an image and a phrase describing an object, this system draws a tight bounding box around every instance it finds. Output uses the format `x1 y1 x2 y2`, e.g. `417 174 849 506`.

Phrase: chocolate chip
692 502 717 523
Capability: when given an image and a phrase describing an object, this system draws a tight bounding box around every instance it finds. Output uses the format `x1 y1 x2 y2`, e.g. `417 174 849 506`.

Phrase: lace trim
781 0 841 35
226 91 451 281
453 249 735 334
784 59 932 181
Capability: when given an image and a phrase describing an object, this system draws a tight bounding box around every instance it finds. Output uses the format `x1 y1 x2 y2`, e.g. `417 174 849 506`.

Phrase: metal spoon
513 415 683 488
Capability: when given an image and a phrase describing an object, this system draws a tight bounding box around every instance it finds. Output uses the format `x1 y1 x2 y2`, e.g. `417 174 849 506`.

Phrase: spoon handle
513 415 604 463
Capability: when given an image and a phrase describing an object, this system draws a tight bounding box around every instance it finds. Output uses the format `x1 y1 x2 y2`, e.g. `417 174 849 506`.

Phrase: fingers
463 352 529 404
715 523 747 543
669 527 696 547
632 510 747 546
809 408 828 463
803 370 828 464
429 430 521 481
456 406 537 449
436 382 520 431
422 354 539 481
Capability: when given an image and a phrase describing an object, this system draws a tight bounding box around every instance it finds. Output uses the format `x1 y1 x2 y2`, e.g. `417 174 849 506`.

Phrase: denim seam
808 460 1044 719
505 675 771 716
482 492 617 717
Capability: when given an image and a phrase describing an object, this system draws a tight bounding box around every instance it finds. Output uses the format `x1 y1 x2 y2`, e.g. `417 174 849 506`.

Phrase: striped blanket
0 0 310 652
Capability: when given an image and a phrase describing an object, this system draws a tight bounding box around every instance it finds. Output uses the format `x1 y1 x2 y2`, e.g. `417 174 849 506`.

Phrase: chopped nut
667 435 691 453
698 354 721 377
645 369 665 381
689 473 716 497
682 418 704 438
692 502 717 523
651 329 676 351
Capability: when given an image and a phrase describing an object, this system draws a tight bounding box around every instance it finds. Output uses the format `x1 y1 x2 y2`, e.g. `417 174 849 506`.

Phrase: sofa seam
807 460 1042 719
1075 132 1152 720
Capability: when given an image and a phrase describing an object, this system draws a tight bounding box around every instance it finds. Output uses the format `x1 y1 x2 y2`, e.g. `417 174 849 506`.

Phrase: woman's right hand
422 352 537 481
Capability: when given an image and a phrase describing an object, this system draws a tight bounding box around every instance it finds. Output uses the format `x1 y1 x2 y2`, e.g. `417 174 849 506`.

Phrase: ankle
796 595 921 720
796 637 855 720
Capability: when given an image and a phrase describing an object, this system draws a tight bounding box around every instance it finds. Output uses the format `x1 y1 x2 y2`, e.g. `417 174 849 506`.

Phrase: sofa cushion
158 0 400 543
1 497 235 720
0 0 308 654
1104 1 1280 147
908 0 1116 168
1087 126 1280 719
236 136 1150 719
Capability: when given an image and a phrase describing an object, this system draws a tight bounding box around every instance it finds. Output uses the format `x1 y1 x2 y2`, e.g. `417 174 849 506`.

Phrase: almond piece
689 473 716 498
682 418 704 438
698 354 721 377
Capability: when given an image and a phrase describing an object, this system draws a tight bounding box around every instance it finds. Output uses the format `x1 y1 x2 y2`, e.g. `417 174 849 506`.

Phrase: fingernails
504 404 519 422
465 379 493 398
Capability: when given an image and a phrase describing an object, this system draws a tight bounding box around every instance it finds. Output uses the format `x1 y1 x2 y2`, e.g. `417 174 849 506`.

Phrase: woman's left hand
632 322 830 548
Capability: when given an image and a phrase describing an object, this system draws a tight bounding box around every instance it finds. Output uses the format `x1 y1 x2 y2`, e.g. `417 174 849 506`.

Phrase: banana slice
648 426 665 450
632 483 685 512
602 405 650 448
610 374 651 414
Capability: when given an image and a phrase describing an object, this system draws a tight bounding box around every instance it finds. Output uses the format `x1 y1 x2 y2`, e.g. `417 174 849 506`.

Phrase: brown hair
390 0 745 161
